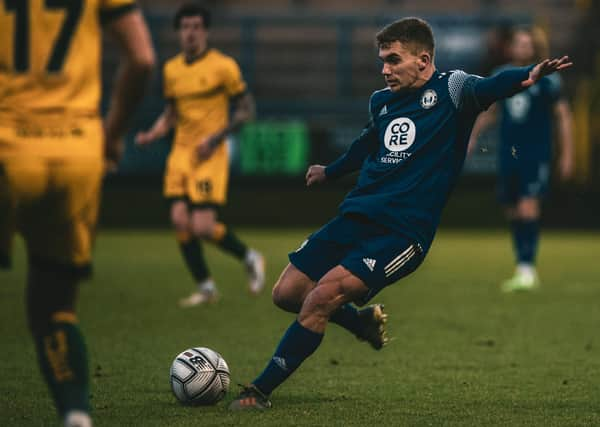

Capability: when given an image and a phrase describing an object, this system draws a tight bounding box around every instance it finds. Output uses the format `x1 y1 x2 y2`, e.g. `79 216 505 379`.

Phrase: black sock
212 223 248 260
35 314 90 416
177 233 210 282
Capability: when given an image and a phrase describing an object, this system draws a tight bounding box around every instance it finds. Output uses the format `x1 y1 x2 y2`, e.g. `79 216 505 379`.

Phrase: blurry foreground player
136 3 264 307
229 18 572 410
0 1 154 426
469 28 574 292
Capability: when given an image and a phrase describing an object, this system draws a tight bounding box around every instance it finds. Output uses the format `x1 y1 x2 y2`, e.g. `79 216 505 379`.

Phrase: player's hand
196 134 224 160
135 130 155 146
104 138 123 173
522 56 573 88
306 165 327 186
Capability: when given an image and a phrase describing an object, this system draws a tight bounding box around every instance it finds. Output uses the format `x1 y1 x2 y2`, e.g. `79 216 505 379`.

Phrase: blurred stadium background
100 0 600 231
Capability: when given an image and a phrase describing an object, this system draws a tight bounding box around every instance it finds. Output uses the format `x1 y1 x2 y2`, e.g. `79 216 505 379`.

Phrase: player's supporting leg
503 197 540 292
190 208 265 294
26 259 91 425
229 266 370 410
171 201 217 307
272 264 388 349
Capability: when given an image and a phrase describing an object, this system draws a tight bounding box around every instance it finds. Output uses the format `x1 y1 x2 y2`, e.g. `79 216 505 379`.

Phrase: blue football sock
511 219 539 265
330 303 362 336
252 320 323 395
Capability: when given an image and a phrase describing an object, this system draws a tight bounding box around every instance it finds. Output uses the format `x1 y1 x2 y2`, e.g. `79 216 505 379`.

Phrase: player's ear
417 51 431 71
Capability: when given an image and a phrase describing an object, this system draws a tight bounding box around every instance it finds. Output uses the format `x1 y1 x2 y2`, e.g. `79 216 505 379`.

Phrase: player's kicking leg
272 263 388 349
229 265 369 410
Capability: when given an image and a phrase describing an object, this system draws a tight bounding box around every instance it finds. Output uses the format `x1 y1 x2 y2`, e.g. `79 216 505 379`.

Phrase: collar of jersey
183 47 212 65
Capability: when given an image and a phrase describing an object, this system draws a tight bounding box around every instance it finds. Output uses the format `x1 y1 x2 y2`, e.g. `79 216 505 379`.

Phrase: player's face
509 31 535 65
178 16 208 56
379 41 427 93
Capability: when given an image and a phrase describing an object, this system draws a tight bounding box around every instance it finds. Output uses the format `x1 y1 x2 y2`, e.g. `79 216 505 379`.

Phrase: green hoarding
238 121 309 176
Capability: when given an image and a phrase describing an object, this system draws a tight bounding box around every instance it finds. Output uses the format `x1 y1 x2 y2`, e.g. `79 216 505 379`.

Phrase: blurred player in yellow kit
136 3 265 307
0 1 155 425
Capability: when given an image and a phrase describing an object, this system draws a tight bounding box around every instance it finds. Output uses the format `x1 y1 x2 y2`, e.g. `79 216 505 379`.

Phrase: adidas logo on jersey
363 258 377 271
379 105 387 116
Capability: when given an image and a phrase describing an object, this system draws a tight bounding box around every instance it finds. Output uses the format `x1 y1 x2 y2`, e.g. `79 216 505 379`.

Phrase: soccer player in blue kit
229 18 572 410
469 27 574 292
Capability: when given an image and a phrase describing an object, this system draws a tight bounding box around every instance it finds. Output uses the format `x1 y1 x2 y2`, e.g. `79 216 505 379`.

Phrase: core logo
384 117 416 152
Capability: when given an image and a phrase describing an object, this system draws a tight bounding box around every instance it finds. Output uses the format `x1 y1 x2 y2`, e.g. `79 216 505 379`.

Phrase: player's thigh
189 206 217 237
341 234 424 306
517 161 550 204
288 216 357 284
497 164 519 206
20 157 103 268
516 197 540 219
187 155 229 205
0 157 47 265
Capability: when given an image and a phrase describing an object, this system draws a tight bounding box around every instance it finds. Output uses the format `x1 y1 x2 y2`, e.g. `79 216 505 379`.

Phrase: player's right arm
307 122 377 186
135 101 177 146
104 8 156 168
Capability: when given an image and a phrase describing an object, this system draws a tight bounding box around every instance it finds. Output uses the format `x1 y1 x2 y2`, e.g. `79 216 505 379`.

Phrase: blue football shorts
288 213 424 306
497 156 550 205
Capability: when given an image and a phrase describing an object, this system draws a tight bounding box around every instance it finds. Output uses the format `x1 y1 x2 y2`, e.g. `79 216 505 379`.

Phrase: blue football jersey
325 65 533 252
497 68 562 162
335 70 484 252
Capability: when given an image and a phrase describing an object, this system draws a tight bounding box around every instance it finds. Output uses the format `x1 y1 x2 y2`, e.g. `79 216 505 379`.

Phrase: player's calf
27 260 91 422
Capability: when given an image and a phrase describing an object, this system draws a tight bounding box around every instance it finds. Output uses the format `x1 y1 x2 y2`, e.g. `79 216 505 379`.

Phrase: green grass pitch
1 229 599 426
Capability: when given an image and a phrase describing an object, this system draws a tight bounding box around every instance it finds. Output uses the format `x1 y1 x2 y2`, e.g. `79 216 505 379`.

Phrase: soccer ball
170 347 230 405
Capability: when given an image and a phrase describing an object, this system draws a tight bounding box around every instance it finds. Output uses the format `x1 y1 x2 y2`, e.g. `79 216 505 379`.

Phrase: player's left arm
554 99 575 180
196 91 255 159
465 56 573 111
103 7 156 169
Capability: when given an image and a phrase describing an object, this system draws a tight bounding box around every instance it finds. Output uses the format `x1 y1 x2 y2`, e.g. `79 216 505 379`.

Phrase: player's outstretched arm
470 56 573 112
521 56 573 88
104 10 156 167
135 102 176 146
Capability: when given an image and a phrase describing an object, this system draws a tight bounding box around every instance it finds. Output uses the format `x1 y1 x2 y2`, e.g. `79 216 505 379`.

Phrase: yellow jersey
0 0 136 118
163 49 247 148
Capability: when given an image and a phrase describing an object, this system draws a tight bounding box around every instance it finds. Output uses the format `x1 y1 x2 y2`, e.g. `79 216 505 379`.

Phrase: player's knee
171 212 188 231
517 199 540 219
170 203 189 231
271 281 297 311
190 221 213 240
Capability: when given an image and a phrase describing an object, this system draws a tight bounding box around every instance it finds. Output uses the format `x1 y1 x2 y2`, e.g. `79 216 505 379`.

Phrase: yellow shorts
164 143 230 206
0 117 104 272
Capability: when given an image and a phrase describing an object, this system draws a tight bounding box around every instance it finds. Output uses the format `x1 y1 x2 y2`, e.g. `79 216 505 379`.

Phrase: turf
1 229 599 426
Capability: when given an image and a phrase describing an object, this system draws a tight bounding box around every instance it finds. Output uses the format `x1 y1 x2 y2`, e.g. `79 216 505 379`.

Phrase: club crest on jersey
384 117 416 152
420 89 438 109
